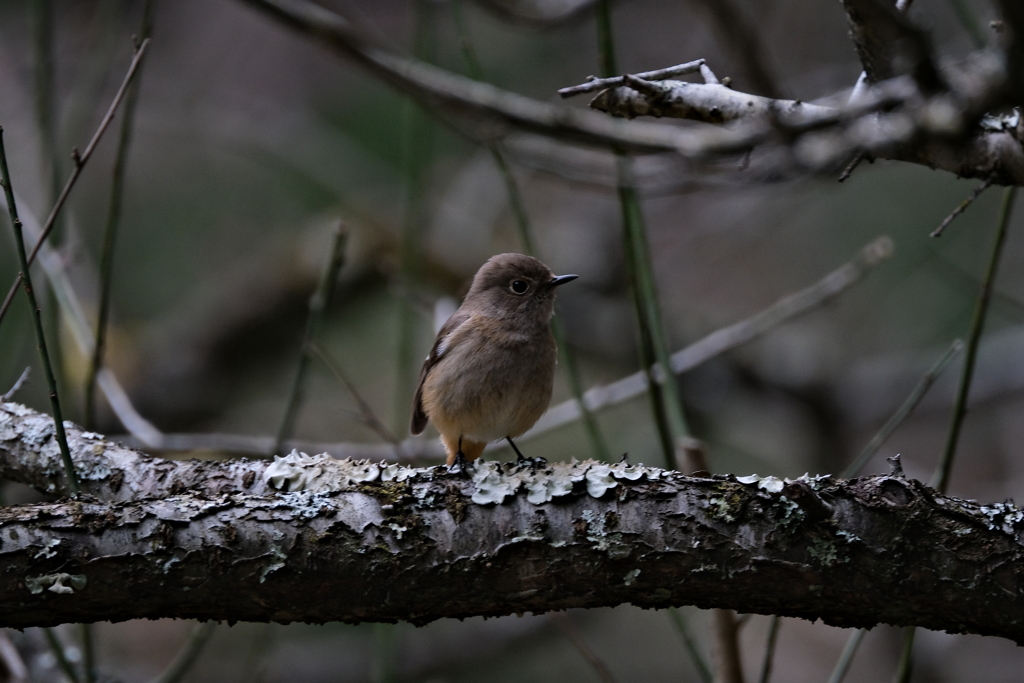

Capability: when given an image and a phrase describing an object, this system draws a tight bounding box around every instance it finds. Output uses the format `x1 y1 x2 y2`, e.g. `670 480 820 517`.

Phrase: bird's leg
448 437 471 477
507 437 545 470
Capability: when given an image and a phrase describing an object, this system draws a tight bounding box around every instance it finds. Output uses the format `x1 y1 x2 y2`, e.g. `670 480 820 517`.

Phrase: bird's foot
514 453 547 471
448 451 472 477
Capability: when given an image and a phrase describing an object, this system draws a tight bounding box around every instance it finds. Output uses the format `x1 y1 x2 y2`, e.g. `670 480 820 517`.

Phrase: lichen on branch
2 402 1024 640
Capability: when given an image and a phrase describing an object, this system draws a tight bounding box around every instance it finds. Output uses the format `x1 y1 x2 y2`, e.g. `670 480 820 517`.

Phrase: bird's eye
510 280 529 295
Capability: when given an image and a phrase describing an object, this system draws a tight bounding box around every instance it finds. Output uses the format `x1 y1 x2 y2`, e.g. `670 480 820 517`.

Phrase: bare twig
79 624 94 683
85 2 155 430
837 152 867 182
527 236 892 442
2 367 31 401
931 187 1017 492
0 190 164 447
842 338 963 478
891 186 1018 683
0 630 29 683
275 223 348 453
0 39 151 327
549 612 619 683
557 60 705 98
827 629 867 683
930 176 994 237
596 0 691 469
713 610 745 683
147 622 215 683
757 616 780 683
308 343 400 447
667 609 713 683
892 626 916 683
0 129 80 497
42 628 79 683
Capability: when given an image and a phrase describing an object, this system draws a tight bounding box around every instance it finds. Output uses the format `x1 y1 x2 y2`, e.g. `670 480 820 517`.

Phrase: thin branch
0 39 151 327
596 0 691 469
308 342 400 447
0 630 29 683
85 1 155 430
757 616 781 683
896 185 1018 683
275 222 348 454
527 236 893 442
930 176 994 237
147 622 216 683
891 626 915 683
549 612 620 683
837 152 867 182
394 0 438 440
79 624 95 683
667 609 713 683
557 60 705 98
931 187 1017 493
842 338 962 478
826 629 867 683
0 129 80 497
2 367 31 401
42 628 79 683
0 189 164 447
713 610 746 683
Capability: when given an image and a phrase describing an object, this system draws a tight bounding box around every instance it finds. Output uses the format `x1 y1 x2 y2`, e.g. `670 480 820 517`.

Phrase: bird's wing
410 311 472 435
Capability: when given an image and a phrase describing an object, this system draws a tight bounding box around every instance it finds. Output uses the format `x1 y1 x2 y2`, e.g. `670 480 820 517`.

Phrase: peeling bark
3 403 1024 641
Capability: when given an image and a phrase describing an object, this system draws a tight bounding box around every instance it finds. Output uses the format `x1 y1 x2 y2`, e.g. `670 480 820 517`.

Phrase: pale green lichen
585 464 616 498
469 459 661 505
707 497 737 522
381 463 423 482
26 573 86 595
623 568 641 586
33 538 60 559
263 451 381 492
979 502 1024 532
808 537 841 566
736 474 784 493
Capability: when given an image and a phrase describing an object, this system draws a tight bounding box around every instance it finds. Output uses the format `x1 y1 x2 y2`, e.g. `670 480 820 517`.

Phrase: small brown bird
411 253 577 469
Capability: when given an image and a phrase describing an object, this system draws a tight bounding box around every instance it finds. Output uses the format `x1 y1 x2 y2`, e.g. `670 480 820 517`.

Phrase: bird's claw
448 451 472 477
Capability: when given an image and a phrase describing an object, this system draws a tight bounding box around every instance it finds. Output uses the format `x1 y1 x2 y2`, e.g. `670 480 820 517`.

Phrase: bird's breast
422 328 556 442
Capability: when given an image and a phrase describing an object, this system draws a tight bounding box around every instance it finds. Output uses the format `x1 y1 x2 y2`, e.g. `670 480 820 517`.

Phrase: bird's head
464 253 577 322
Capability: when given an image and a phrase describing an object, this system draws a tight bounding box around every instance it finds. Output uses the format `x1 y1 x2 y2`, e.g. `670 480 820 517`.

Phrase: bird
411 253 577 470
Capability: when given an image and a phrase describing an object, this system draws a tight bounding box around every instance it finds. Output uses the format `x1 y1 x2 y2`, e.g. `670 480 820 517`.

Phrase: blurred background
2 0 1024 681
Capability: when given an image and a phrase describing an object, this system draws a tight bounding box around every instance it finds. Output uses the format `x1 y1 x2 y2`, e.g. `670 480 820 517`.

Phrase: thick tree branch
1 422 1024 642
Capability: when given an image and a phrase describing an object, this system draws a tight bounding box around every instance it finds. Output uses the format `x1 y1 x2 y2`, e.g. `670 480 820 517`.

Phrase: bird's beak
548 274 578 288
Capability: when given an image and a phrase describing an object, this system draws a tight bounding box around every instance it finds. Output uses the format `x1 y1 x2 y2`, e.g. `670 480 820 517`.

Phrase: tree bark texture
3 403 1024 642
